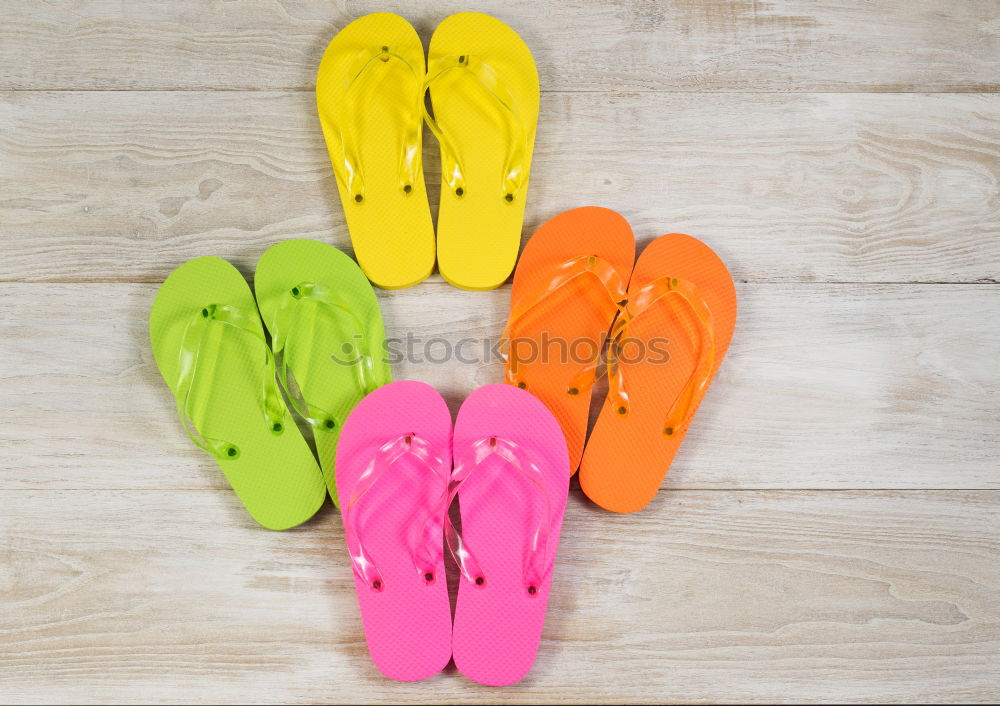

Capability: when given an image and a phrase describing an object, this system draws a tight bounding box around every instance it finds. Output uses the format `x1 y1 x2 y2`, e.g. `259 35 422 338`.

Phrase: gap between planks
3 91 998 284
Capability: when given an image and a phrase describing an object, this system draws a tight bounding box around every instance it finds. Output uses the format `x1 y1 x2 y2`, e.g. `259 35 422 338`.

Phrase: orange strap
501 255 627 388
608 276 716 436
504 259 716 437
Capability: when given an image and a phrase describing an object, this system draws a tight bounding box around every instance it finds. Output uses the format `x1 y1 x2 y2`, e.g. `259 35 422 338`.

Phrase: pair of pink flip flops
336 381 570 685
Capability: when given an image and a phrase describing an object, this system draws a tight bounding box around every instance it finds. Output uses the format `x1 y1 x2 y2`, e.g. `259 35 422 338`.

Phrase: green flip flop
149 256 326 530
254 240 392 505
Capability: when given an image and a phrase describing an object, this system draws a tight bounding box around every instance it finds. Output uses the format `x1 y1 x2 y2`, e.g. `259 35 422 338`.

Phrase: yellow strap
423 54 529 202
328 46 421 203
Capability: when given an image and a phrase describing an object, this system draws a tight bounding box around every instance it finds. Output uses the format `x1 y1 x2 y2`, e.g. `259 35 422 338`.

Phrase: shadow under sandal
335 381 453 682
149 256 326 530
502 206 635 472
579 234 738 513
451 384 570 686
427 12 540 290
317 12 435 289
254 239 392 506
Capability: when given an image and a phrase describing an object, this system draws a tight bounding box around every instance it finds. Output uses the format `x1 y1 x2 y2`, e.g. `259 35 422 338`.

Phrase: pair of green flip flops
149 240 391 529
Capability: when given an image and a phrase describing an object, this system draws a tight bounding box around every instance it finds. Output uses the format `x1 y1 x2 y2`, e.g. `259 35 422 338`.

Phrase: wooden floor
1 1 998 703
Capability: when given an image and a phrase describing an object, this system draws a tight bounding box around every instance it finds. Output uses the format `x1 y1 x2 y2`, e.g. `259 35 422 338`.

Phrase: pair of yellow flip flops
317 12 539 291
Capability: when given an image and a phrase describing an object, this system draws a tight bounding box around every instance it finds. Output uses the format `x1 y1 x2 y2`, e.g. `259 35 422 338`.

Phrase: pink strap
344 433 450 592
448 437 553 595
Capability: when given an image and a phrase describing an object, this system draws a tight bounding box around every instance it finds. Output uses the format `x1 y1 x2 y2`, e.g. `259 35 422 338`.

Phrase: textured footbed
452 384 569 686
507 207 635 472
335 381 453 682
429 13 540 291
254 239 391 506
579 234 737 513
149 256 326 530
317 12 435 289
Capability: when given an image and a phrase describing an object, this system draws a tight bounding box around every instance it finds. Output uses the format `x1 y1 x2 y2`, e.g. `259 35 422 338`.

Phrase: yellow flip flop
426 13 540 291
317 13 435 289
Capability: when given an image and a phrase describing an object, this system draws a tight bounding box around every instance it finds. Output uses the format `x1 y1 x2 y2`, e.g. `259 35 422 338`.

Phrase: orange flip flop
579 234 737 513
501 207 635 472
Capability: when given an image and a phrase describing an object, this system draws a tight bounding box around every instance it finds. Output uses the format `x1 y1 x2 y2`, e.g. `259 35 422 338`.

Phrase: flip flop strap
269 281 378 431
175 303 285 461
423 54 529 203
448 437 553 595
327 45 422 203
501 254 628 389
608 276 716 435
345 433 451 592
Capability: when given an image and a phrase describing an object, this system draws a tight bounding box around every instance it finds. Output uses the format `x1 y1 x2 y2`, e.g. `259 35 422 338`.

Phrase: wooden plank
1 281 997 491
2 90 998 284
1 0 998 91
1 489 998 703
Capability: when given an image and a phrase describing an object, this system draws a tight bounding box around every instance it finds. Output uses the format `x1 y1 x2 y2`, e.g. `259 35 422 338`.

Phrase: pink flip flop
449 384 570 686
335 380 453 681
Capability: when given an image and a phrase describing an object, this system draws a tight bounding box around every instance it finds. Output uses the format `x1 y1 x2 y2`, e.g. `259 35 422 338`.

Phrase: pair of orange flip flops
502 207 737 513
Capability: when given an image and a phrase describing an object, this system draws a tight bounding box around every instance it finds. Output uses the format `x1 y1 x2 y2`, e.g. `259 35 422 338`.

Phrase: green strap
423 53 529 203
176 303 285 461
269 281 378 431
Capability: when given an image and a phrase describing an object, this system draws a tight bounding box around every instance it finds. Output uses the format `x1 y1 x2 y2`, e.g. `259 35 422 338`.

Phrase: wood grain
3 1 999 702
1 0 998 92
1 281 997 492
2 489 998 704
2 91 998 284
